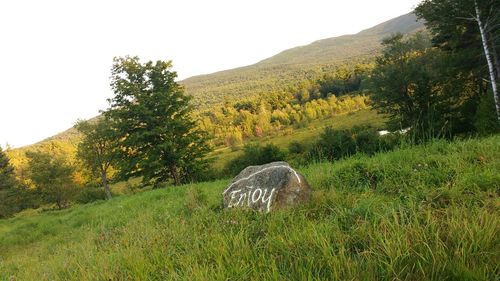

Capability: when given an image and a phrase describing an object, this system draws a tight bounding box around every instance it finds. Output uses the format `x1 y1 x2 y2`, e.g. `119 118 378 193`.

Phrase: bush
288 141 306 154
307 126 401 163
353 127 380 155
379 133 402 151
190 166 222 182
0 186 40 218
225 144 287 176
75 186 107 204
311 127 356 161
25 150 79 209
474 92 500 135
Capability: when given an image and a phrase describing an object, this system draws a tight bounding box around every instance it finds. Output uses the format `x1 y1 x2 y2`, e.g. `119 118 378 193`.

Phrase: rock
222 161 311 212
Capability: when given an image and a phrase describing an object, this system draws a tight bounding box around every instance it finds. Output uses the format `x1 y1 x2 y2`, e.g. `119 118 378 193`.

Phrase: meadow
209 108 386 170
1 135 498 280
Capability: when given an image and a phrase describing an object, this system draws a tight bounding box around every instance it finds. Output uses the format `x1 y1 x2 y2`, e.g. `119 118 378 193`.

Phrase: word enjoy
227 185 276 212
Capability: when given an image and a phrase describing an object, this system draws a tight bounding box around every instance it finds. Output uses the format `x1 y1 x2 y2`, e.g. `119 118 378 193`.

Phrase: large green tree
370 31 487 137
371 33 445 136
415 0 500 122
75 118 118 199
0 146 19 217
26 151 77 209
105 56 211 186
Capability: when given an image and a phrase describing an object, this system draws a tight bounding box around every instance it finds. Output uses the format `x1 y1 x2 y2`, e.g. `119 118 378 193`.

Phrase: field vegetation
1 136 498 280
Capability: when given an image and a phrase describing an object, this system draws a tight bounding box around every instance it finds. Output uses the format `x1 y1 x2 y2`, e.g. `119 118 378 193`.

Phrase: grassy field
1 135 499 280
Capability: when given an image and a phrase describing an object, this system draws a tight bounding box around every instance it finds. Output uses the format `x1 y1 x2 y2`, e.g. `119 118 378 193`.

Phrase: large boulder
223 161 311 212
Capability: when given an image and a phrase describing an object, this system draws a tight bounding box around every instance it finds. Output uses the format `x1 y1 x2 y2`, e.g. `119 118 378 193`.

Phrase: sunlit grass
0 136 499 280
209 108 386 170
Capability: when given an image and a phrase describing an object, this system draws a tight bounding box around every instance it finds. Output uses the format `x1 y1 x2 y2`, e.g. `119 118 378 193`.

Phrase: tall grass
0 136 499 280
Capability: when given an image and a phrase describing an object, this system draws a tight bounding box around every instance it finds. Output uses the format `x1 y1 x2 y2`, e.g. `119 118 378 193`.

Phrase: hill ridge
15 12 424 148
181 12 424 104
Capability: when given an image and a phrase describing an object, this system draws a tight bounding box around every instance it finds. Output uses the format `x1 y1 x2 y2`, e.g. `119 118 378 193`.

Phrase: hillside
10 13 423 150
1 136 498 280
181 13 424 105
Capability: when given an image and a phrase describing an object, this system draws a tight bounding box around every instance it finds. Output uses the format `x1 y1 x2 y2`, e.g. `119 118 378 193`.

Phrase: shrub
353 127 380 155
474 92 500 135
312 127 356 161
25 151 79 209
307 126 401 163
288 141 306 154
379 133 402 151
75 186 107 204
225 144 287 176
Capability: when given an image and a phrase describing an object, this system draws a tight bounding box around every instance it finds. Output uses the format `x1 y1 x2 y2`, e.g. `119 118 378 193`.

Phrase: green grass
1 136 499 280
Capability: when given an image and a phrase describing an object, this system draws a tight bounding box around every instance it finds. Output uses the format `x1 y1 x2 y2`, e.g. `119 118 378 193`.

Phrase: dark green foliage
415 0 497 66
306 126 401 162
475 92 500 135
225 144 287 176
0 147 20 218
75 186 107 204
317 67 364 97
25 151 78 209
415 0 500 128
234 100 258 113
353 126 382 155
0 147 40 217
105 56 212 186
75 118 118 199
369 32 488 139
313 127 357 161
288 141 306 154
0 147 16 190
371 33 444 136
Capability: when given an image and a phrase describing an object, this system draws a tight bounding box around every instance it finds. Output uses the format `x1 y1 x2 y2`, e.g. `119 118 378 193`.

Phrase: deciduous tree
416 0 500 122
75 118 117 199
369 33 464 138
105 56 211 186
26 151 77 209
0 146 20 217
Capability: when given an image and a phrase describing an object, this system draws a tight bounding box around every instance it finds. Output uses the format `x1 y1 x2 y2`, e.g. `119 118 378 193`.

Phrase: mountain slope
181 13 424 105
258 13 423 66
12 13 423 149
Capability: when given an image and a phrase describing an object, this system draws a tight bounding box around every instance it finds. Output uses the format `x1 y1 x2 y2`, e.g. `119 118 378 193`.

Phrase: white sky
0 0 421 148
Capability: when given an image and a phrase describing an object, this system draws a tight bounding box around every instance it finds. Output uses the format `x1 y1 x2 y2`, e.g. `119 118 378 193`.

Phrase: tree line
1 58 371 218
1 57 213 217
198 93 369 149
371 0 499 138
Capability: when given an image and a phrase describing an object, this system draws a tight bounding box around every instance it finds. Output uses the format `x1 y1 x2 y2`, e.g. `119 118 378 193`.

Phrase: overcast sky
0 0 422 148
